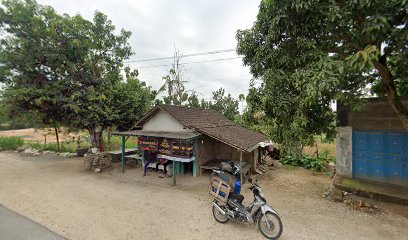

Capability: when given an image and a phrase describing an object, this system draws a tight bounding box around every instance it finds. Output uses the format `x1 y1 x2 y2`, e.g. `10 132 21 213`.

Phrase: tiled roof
134 105 268 151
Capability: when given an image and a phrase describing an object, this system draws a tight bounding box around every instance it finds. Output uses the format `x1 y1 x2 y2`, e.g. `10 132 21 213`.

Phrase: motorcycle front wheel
212 204 229 224
258 211 283 239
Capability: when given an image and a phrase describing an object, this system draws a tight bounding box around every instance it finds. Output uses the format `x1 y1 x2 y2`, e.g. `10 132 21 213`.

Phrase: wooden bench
125 154 143 165
146 162 173 177
109 149 139 162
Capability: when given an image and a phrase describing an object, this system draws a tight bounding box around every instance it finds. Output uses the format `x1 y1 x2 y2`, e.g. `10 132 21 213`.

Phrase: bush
281 154 331 172
0 136 25 150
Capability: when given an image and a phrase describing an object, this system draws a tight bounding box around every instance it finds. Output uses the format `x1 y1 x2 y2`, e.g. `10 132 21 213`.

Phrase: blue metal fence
353 130 408 186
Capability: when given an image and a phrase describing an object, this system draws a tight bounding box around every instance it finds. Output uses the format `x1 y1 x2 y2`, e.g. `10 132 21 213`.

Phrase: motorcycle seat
230 193 244 204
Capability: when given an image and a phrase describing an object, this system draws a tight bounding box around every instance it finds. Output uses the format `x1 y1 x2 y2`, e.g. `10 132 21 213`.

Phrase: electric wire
125 48 236 63
136 56 242 69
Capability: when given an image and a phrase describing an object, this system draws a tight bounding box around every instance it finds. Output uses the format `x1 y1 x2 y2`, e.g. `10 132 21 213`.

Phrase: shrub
281 154 332 172
0 136 25 150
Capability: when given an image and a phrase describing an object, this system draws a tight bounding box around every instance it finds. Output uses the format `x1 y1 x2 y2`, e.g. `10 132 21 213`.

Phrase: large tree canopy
0 0 155 147
237 0 408 155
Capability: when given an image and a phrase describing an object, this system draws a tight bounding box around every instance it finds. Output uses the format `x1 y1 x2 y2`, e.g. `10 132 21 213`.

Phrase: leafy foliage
111 67 156 131
237 0 408 156
206 88 239 121
0 0 154 147
281 154 331 172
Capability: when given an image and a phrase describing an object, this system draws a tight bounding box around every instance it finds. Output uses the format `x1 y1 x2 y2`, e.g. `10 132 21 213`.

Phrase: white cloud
37 0 260 100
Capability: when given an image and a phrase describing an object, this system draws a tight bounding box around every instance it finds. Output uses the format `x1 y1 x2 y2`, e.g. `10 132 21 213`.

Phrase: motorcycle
211 168 283 239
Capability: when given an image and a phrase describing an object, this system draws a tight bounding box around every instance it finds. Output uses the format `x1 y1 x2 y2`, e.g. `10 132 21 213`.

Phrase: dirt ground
0 152 407 240
0 128 81 143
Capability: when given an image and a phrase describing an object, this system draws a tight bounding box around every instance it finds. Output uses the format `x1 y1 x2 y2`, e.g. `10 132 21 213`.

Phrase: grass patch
0 134 137 153
26 142 77 153
281 152 334 172
106 135 138 151
303 135 336 158
0 136 25 150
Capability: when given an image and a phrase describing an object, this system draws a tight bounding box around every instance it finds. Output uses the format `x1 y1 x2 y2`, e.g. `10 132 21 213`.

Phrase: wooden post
193 139 199 177
141 150 145 167
240 150 243 183
180 162 184 175
121 135 126 173
172 160 176 186
252 148 258 174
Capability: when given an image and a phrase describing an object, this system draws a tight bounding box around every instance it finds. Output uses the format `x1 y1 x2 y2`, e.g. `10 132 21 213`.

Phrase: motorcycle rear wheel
212 205 229 224
258 211 283 239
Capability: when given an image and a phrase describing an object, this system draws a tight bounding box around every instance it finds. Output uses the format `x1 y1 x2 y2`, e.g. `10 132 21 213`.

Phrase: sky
37 0 261 101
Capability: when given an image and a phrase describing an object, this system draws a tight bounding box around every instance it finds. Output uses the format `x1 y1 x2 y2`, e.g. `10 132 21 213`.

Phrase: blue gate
353 130 408 186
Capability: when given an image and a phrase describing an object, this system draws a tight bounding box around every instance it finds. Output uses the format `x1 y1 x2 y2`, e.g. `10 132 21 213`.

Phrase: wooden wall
197 135 254 170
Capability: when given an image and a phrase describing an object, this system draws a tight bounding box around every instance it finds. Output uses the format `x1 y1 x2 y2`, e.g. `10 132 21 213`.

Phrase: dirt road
0 152 407 240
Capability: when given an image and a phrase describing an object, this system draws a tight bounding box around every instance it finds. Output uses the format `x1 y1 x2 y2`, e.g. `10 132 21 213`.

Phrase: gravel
0 152 407 240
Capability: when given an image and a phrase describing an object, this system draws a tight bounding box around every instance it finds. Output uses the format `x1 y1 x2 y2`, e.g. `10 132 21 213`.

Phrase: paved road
0 204 66 240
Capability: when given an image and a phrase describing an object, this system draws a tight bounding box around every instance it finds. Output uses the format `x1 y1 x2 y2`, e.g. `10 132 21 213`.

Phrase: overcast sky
37 0 261 101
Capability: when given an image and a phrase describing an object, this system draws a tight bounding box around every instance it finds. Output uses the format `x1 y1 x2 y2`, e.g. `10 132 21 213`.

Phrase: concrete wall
142 110 192 132
336 98 408 178
336 127 353 178
337 98 408 131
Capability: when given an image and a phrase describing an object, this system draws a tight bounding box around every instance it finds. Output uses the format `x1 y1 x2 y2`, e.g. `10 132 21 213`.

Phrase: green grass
0 134 138 153
26 142 78 153
106 135 138 151
303 136 336 158
0 136 25 150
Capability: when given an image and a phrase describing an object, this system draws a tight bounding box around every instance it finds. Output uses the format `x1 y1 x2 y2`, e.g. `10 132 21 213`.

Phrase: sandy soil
0 128 82 143
0 152 407 240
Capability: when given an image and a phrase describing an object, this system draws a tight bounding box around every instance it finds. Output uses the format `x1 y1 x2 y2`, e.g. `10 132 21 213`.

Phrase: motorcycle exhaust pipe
212 201 226 215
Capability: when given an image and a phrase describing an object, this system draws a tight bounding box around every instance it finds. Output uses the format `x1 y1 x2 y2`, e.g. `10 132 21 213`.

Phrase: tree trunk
54 127 60 151
89 127 98 148
88 126 106 151
98 130 106 152
372 58 408 132
107 127 112 144
313 141 319 158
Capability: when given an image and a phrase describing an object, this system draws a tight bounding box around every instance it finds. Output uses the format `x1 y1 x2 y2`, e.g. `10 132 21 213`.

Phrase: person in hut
143 149 157 176
156 158 170 177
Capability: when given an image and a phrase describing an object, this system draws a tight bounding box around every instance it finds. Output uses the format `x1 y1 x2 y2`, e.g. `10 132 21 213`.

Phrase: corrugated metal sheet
353 130 408 187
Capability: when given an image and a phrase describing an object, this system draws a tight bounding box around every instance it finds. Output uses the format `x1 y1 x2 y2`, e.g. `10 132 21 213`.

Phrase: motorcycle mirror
248 177 252 183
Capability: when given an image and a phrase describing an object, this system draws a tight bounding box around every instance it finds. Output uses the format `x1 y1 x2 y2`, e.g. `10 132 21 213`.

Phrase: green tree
0 0 80 148
186 93 200 108
237 0 407 156
0 0 151 149
111 67 156 131
207 88 239 121
63 11 133 148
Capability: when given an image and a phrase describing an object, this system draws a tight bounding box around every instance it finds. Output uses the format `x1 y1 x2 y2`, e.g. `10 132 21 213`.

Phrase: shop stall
113 130 200 185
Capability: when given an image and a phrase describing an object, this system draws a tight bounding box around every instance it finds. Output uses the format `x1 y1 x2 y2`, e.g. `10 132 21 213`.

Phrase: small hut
113 105 269 184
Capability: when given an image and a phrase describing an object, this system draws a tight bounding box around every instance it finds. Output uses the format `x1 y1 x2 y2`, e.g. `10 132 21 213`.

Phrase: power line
136 57 242 69
125 48 236 63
